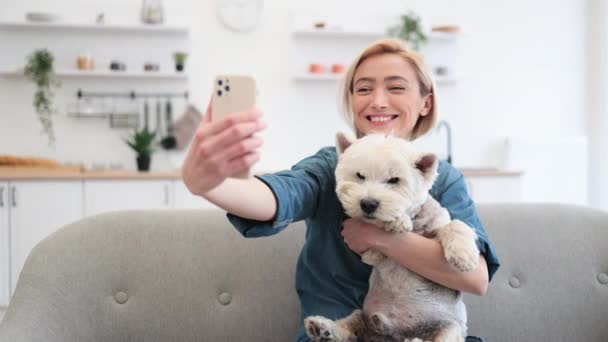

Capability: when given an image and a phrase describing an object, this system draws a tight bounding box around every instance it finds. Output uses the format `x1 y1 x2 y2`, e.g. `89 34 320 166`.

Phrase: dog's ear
336 132 355 155
415 153 439 186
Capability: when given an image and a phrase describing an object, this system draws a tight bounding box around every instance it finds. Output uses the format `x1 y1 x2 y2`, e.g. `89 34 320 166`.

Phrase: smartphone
211 74 257 178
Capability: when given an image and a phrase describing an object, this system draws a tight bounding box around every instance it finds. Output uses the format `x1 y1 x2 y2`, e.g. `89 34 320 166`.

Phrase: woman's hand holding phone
181 97 266 196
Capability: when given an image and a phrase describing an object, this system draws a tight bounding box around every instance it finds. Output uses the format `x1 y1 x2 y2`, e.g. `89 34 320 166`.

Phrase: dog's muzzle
360 198 379 215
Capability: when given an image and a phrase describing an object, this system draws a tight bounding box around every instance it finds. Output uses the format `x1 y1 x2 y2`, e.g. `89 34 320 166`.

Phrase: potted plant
173 52 188 72
124 128 157 171
24 49 61 146
386 11 427 51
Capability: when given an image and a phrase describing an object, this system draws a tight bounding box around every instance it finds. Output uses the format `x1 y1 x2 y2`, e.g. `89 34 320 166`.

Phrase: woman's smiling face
351 53 432 139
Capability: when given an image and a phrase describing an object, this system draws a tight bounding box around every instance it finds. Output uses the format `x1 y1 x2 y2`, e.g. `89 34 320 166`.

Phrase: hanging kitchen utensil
155 98 163 135
173 105 202 150
161 98 177 149
143 98 150 131
109 114 138 129
109 96 138 129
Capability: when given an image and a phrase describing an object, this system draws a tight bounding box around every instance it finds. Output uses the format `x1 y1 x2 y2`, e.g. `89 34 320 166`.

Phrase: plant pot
136 155 151 171
175 63 184 72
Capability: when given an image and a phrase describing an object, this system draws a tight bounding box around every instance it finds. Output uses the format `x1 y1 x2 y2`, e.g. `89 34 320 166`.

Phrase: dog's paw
437 220 480 272
305 316 338 342
444 240 480 272
361 249 385 266
403 338 427 342
385 215 413 233
369 312 392 334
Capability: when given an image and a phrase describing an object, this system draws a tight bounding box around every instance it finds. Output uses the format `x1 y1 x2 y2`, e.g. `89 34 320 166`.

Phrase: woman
182 38 500 342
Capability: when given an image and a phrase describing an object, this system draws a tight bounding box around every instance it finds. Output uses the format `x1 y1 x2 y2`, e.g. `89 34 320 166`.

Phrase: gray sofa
0 204 606 342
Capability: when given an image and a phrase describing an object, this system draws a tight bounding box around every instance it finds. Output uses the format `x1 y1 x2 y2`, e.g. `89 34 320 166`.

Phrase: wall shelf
293 73 345 81
0 69 188 80
291 29 458 41
293 73 458 85
0 21 189 35
291 27 462 87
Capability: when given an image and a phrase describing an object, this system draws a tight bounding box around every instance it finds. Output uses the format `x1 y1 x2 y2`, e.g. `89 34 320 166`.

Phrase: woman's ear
420 92 433 116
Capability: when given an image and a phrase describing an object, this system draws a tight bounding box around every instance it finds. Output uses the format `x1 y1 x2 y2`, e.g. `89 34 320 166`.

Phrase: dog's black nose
360 198 379 215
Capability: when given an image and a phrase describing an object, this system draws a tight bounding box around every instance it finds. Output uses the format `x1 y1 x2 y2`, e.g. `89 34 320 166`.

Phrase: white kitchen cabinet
7 181 83 296
465 176 523 203
172 180 216 210
0 182 10 307
84 180 174 217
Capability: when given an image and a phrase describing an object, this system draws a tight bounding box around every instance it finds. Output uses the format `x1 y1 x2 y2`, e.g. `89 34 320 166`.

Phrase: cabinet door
84 180 173 217
0 182 9 307
173 180 216 209
466 176 523 203
9 181 84 294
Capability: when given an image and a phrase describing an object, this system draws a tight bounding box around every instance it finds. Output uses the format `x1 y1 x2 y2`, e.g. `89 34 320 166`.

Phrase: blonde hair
339 38 437 140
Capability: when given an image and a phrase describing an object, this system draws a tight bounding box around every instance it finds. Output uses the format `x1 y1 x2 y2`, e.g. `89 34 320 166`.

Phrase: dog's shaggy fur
305 133 480 342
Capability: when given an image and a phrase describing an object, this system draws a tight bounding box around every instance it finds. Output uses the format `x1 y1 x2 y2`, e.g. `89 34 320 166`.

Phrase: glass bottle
141 0 164 24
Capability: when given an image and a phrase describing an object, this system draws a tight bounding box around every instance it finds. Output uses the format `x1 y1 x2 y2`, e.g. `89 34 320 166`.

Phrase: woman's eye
389 86 405 91
387 177 400 184
356 172 366 180
356 88 370 93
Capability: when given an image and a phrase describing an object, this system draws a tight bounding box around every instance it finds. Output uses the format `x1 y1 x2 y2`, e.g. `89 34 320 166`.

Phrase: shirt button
218 292 232 305
509 277 521 288
598 273 608 285
114 291 128 304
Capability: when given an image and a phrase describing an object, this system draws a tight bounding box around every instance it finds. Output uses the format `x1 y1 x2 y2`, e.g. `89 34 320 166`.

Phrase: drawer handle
164 185 169 206
10 187 17 207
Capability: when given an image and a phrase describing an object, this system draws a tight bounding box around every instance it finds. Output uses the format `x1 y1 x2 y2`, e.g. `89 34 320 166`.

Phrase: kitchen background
0 0 608 316
0 0 607 209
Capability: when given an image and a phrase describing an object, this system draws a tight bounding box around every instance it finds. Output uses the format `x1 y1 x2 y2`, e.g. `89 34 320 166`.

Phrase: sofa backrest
1 210 305 342
0 204 606 342
466 204 608 341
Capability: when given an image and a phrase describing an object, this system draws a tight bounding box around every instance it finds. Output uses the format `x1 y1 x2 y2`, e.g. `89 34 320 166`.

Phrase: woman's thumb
203 96 213 123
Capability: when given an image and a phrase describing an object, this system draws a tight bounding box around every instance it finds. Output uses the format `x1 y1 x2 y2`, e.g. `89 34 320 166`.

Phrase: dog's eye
387 177 400 185
356 172 366 180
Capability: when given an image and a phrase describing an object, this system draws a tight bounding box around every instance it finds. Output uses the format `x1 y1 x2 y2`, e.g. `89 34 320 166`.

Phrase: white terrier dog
305 133 480 342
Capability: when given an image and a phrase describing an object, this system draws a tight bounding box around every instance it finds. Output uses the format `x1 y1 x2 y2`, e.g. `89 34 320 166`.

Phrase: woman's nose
370 89 388 109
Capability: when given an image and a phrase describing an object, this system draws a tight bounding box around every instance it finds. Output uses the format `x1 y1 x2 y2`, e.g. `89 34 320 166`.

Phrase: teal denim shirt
227 147 500 342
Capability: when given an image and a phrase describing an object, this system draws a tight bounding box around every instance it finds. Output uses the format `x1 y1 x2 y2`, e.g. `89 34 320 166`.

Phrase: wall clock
217 0 263 33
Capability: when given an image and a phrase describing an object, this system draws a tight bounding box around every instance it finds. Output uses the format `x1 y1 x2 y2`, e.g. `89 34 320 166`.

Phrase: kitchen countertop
0 167 523 180
457 168 523 177
0 167 183 180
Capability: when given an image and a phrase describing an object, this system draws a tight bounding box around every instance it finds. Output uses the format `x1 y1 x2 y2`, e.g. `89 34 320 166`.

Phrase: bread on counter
0 155 63 168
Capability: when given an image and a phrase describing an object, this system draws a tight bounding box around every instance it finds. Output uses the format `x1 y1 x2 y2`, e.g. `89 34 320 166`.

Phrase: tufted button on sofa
0 204 606 342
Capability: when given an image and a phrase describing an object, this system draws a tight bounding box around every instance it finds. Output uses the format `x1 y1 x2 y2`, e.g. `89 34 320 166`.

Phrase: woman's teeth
368 115 396 122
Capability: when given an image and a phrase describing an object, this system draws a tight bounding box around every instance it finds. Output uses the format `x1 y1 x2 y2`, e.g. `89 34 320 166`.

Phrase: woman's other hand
341 218 391 255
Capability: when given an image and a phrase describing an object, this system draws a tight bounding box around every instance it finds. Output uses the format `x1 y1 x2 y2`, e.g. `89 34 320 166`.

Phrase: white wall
1 0 603 208
588 0 608 210
0 0 194 171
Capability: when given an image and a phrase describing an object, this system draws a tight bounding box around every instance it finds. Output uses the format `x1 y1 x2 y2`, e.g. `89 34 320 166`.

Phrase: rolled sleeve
227 174 294 237
227 147 335 238
434 165 501 281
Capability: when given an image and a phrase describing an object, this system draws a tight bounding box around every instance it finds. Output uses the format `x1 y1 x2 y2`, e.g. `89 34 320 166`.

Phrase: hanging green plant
24 49 61 146
387 11 427 51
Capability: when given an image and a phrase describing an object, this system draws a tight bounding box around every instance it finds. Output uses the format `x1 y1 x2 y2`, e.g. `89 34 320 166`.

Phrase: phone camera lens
225 85 230 92
217 90 222 97
218 80 223 86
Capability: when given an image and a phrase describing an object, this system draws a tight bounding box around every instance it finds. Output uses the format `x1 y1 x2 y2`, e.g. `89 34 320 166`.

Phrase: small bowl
25 12 61 23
